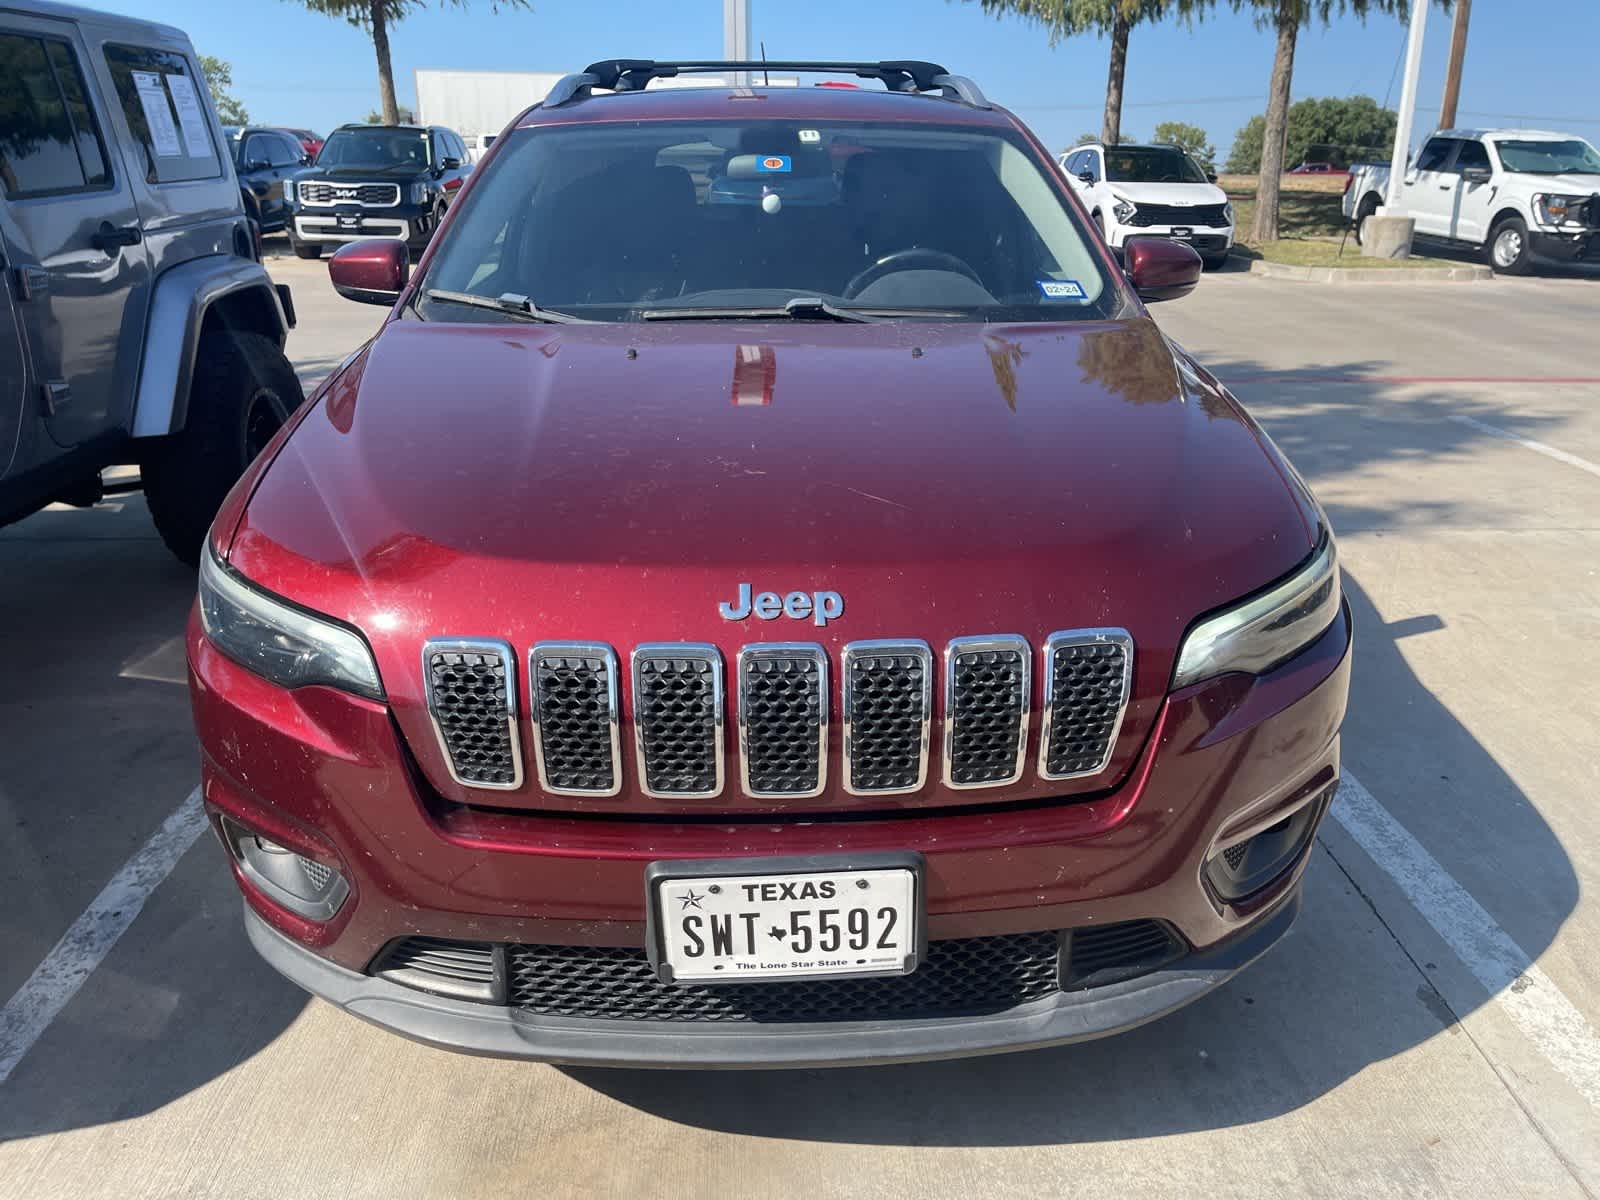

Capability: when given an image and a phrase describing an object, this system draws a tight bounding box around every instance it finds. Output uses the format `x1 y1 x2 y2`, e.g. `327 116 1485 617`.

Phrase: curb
1227 252 1493 283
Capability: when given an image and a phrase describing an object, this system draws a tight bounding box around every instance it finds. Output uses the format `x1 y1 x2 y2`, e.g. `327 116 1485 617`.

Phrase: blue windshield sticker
756 155 792 173
1037 279 1088 301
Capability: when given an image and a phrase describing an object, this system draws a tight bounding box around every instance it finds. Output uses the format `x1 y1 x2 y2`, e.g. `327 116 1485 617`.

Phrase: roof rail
543 59 989 109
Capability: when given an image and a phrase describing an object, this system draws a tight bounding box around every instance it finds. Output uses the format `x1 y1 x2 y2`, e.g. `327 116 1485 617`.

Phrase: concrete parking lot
2 247 1598 1198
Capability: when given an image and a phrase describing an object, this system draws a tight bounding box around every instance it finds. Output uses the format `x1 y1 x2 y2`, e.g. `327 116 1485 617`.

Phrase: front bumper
246 888 1302 1068
190 600 1351 1064
292 205 433 250
1529 229 1600 262
1109 226 1233 255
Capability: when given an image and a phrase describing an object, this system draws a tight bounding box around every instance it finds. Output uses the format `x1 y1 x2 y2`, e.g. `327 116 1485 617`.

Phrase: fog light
1205 785 1331 902
221 816 349 920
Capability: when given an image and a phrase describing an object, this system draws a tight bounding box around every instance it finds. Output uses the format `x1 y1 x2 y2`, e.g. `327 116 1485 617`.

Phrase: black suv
285 123 470 259
223 125 311 234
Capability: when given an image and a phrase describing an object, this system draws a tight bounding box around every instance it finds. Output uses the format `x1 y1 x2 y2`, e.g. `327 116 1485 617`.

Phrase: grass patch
1231 240 1462 269
1226 189 1349 242
1221 183 1456 268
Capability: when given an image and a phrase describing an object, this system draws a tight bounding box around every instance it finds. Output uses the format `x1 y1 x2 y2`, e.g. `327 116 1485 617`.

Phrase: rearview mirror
329 239 409 306
1461 165 1491 184
1124 236 1202 303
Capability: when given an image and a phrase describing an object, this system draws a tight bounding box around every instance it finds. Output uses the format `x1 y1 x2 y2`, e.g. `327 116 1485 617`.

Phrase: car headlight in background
1222 200 1235 224
1172 536 1341 689
408 181 429 205
1533 194 1588 227
283 179 296 204
1111 195 1137 223
199 547 384 700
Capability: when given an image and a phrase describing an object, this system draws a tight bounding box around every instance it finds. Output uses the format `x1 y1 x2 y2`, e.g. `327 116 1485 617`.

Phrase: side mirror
300 154 313 166
246 159 269 172
1077 170 1096 185
1124 236 1202 303
329 238 409 306
440 156 462 170
1206 172 1219 183
1461 165 1491 184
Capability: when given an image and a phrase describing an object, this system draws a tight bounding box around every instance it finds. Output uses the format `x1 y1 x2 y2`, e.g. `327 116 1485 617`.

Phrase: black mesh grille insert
845 645 930 793
947 641 1028 787
1042 636 1130 778
425 645 518 787
1125 202 1230 228
507 932 1062 1022
533 648 618 793
1064 920 1184 989
374 936 498 1001
740 650 824 795
1223 841 1249 871
635 650 721 796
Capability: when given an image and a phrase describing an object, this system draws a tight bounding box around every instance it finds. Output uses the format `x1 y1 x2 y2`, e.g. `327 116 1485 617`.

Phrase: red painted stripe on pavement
1224 374 1600 386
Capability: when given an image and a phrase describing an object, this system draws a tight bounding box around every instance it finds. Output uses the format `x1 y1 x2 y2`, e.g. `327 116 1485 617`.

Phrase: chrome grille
738 644 827 797
531 643 621 796
1039 630 1133 780
943 636 1030 789
632 645 724 798
842 641 932 795
297 181 401 206
422 639 522 789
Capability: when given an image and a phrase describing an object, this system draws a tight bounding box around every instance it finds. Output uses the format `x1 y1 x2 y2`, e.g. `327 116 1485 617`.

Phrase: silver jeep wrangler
1 0 300 564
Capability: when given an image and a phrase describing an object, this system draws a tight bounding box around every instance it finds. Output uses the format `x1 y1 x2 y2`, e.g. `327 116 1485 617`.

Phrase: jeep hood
227 316 1316 815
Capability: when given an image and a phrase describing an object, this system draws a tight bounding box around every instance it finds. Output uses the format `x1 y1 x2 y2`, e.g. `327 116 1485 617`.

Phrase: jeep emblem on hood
719 583 844 627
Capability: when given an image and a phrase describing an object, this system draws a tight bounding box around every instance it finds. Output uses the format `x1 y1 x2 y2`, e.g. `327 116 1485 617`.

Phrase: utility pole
723 0 751 86
1438 0 1471 129
1383 0 1427 212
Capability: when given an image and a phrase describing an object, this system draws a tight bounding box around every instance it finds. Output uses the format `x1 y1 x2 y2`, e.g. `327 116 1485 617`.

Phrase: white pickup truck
1344 129 1600 274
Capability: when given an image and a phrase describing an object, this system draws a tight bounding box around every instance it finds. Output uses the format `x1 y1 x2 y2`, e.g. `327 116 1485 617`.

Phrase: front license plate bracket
644 851 926 985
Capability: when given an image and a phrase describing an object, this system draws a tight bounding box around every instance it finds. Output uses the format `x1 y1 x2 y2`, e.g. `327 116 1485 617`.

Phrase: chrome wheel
1493 227 1523 268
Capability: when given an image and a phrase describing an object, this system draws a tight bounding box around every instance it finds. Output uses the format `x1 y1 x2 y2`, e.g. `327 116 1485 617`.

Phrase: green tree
289 0 528 125
1152 120 1215 169
364 104 415 124
974 1 1213 145
1234 1 1445 242
1225 96 1395 172
199 54 249 125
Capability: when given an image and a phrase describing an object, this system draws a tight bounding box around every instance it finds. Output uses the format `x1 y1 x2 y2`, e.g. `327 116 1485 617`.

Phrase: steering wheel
842 248 984 300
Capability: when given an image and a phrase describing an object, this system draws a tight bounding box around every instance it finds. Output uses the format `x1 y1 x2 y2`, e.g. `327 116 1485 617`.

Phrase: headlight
1533 193 1586 226
408 181 429 205
283 179 296 204
1112 196 1137 223
199 547 384 700
1222 200 1235 224
1171 536 1341 689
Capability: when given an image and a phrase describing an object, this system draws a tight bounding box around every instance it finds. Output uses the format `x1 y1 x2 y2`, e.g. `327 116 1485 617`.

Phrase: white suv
1061 143 1235 270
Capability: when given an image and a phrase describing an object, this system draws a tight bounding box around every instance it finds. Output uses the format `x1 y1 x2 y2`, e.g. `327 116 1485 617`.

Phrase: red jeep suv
188 60 1350 1068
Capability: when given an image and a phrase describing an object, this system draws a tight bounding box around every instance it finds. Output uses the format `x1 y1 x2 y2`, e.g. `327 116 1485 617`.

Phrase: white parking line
1449 414 1600 480
0 791 207 1086
1333 771 1600 1109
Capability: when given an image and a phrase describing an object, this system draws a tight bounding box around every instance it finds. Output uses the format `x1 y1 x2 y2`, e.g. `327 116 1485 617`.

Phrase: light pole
1363 0 1427 257
723 0 751 85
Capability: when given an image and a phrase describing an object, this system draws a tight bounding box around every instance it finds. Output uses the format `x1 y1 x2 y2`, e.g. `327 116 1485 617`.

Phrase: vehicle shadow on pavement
570 360 1581 1144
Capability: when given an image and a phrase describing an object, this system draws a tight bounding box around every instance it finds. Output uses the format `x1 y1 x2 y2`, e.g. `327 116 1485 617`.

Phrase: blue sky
139 0 1599 159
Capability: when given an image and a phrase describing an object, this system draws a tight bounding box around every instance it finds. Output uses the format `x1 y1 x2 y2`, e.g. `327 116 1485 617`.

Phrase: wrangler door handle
90 222 142 252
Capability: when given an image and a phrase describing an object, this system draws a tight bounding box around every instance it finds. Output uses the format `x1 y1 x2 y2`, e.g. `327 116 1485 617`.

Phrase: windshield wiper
423 289 592 324
640 297 961 323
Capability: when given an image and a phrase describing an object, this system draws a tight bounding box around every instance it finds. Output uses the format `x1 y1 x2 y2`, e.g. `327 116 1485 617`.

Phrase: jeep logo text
719 583 843 627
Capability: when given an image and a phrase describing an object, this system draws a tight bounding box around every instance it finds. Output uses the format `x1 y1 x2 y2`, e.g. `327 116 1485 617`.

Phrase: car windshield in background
1493 138 1600 175
417 119 1116 323
316 127 430 171
1103 147 1208 184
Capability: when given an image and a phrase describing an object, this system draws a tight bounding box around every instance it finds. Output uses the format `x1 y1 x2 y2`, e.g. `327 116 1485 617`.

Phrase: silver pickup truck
1 0 300 563
1344 128 1600 274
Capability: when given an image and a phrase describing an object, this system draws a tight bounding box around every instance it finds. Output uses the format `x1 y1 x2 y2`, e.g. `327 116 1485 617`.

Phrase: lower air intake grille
1064 920 1184 990
843 642 932 794
945 637 1030 788
739 646 826 796
1041 632 1133 780
423 640 521 789
531 644 620 795
507 932 1062 1022
633 645 723 798
374 936 499 1001
296 856 333 892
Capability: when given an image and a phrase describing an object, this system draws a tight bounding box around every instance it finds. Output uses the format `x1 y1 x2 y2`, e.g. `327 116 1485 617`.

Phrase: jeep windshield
315 127 431 173
1492 138 1600 176
1103 147 1209 184
416 119 1117 323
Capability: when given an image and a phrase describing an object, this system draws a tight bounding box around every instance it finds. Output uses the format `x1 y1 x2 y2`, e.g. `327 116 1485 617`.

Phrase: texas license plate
649 860 921 984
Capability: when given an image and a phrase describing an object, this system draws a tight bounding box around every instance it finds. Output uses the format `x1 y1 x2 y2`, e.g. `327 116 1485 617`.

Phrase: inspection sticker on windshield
1038 279 1088 300
756 155 792 173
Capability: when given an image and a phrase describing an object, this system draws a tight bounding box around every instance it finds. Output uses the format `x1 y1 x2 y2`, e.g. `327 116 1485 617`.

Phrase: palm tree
289 0 529 126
